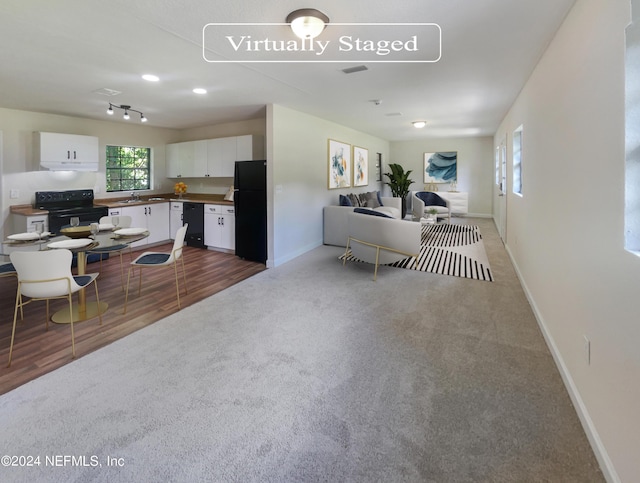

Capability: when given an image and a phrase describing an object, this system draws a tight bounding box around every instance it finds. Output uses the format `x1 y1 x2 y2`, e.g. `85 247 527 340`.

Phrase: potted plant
384 163 414 218
426 208 438 223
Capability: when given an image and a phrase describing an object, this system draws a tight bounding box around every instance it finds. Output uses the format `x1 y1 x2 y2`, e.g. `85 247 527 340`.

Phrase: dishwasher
182 202 205 248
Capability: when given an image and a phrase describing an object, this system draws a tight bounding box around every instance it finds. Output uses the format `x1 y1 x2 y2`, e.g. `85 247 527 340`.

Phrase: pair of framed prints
327 139 369 189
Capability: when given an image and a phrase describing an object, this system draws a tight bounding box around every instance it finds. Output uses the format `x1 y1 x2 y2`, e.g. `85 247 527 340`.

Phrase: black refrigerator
234 160 267 264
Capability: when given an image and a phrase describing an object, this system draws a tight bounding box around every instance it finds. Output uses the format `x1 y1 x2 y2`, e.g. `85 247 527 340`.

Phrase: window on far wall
512 125 523 195
495 146 500 186
106 146 151 192
625 1 640 255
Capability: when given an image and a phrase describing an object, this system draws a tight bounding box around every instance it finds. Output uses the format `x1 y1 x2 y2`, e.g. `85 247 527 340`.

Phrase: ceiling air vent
342 65 368 74
92 87 122 97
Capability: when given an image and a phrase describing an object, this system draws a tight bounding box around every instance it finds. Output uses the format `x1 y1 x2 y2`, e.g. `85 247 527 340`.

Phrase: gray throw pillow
364 191 380 208
348 193 361 207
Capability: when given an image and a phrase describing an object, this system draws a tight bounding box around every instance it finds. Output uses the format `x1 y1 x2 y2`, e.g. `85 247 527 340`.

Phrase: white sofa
344 211 421 280
323 196 401 247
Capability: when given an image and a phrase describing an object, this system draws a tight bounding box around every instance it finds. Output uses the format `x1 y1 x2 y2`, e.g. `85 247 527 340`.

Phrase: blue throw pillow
354 207 392 218
339 194 352 206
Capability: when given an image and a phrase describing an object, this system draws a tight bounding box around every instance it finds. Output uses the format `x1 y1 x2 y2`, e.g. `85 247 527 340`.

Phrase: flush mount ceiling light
142 74 159 82
193 88 207 94
412 121 427 128
286 8 329 39
107 103 147 122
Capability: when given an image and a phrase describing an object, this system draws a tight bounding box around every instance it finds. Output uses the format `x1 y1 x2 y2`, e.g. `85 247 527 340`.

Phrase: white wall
494 0 639 481
390 137 494 216
268 104 390 267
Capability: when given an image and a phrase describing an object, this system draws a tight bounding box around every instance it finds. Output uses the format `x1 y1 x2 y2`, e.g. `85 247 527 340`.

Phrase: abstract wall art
328 139 351 189
424 151 457 184
353 146 368 187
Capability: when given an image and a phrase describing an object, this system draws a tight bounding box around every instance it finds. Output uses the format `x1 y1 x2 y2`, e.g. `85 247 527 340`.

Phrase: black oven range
35 189 108 235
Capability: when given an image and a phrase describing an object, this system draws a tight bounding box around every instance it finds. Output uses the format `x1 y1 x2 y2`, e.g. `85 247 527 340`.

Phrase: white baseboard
273 239 323 267
503 243 620 483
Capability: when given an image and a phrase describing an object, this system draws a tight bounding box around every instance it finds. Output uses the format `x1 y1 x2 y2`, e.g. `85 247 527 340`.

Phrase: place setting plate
47 238 94 249
113 227 147 237
5 231 52 243
98 223 115 231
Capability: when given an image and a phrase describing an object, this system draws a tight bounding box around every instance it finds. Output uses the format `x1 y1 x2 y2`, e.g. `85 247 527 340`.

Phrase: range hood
36 132 99 172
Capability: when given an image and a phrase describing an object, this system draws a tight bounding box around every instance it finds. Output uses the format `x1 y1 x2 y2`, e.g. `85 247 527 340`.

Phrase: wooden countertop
10 193 234 216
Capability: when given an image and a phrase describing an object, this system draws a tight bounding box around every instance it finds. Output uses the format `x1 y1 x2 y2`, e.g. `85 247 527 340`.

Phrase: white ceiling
0 0 576 141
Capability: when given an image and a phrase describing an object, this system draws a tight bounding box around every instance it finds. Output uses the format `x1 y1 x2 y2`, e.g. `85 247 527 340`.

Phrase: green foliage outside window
106 146 151 192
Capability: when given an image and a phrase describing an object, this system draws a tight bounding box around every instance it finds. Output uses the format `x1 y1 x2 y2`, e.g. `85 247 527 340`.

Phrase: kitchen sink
147 197 166 201
117 199 143 204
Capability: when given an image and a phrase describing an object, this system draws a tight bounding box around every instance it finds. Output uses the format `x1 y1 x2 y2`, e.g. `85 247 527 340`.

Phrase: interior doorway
496 136 507 243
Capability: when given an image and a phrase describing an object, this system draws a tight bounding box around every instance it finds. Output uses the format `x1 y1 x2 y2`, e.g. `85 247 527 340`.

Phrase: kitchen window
106 145 151 192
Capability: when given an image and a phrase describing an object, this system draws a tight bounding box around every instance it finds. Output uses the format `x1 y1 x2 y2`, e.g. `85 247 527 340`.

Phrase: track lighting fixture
107 103 147 122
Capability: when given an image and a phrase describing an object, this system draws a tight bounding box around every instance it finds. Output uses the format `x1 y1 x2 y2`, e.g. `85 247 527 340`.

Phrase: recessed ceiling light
193 88 207 94
142 74 159 82
412 121 427 128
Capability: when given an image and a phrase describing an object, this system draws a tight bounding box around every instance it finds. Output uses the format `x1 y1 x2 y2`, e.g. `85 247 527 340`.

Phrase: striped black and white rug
342 224 494 282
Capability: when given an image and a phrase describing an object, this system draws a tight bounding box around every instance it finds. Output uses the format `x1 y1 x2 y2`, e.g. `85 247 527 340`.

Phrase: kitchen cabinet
12 213 49 233
236 134 264 162
170 202 183 240
206 137 236 177
36 132 99 171
204 204 235 251
166 140 207 178
120 203 170 247
167 135 264 178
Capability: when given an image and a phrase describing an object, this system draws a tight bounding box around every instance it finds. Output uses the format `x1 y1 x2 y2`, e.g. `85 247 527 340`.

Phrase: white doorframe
495 135 507 243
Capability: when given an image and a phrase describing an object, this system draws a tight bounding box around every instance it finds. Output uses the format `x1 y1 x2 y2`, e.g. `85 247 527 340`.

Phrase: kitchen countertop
10 193 233 216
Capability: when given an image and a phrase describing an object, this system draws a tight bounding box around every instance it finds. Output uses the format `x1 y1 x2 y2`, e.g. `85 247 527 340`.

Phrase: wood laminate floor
0 243 266 395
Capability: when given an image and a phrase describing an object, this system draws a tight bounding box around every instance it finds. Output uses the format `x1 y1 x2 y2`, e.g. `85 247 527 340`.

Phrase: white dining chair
7 249 102 367
123 224 188 314
87 215 133 289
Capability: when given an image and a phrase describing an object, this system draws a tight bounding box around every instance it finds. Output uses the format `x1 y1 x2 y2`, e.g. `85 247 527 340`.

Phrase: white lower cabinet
204 204 235 250
170 202 183 240
120 203 170 248
12 213 49 233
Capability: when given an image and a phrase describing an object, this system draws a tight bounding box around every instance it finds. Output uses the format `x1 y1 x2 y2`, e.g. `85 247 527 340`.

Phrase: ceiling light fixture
286 8 329 40
142 74 159 82
412 121 427 128
107 103 147 122
193 88 207 94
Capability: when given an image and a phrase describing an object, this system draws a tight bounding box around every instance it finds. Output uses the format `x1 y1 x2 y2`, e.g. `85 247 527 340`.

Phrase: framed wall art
328 139 351 189
353 145 369 187
424 151 457 184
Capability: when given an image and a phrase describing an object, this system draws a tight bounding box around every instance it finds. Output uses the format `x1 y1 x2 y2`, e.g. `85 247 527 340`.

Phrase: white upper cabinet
166 140 207 178
206 137 236 177
167 135 263 178
236 134 264 162
36 132 99 171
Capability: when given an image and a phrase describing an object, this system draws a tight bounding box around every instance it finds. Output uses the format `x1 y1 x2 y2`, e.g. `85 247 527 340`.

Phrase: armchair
412 191 451 223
